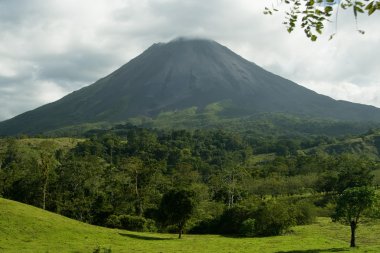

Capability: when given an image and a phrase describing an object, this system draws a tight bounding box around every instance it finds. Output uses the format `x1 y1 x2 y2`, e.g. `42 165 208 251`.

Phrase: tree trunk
178 224 183 239
42 163 49 210
350 221 356 247
42 179 47 210
135 170 143 216
179 229 183 239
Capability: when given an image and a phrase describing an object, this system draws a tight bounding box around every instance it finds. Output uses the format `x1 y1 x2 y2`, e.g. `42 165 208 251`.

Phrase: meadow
1 198 380 253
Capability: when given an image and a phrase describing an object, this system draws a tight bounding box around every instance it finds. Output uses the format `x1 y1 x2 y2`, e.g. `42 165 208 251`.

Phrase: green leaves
365 0 380 15
332 186 376 225
265 0 378 41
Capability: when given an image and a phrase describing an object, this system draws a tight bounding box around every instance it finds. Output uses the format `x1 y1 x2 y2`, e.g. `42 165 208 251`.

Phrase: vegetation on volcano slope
44 110 380 138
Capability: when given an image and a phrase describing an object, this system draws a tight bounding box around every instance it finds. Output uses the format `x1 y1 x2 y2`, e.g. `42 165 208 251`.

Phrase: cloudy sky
0 0 379 121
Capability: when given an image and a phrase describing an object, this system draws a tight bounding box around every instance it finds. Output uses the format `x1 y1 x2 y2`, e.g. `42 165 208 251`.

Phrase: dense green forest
1 124 380 240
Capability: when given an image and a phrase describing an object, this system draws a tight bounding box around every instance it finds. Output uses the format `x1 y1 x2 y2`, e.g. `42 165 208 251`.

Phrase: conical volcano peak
150 37 214 47
1 38 380 135
149 36 227 56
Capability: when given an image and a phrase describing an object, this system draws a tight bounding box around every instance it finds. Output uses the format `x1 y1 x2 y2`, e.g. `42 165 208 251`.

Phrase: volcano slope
1 38 380 135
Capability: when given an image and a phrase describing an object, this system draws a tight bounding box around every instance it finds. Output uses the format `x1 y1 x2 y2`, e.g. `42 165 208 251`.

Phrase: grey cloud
36 48 121 85
0 0 379 121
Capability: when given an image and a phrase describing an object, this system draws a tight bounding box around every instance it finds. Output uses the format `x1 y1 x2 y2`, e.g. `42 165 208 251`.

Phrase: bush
190 201 297 237
145 218 158 232
105 215 120 228
190 200 312 237
189 218 219 234
291 201 316 225
119 215 146 231
189 205 253 235
254 201 294 236
218 205 252 234
240 218 256 237
105 214 157 232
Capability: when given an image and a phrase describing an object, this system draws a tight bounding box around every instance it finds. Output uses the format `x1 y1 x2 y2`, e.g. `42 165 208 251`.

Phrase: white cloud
306 80 380 106
0 0 379 121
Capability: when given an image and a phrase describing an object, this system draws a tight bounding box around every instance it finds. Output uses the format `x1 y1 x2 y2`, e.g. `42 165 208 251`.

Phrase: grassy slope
1 198 380 253
304 134 380 160
0 137 83 157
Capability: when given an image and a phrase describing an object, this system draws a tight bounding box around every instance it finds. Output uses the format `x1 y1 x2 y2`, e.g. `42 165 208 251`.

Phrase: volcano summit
1 38 380 135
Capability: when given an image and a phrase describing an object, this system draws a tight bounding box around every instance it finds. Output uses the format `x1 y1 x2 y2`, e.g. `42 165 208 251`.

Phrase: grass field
1 198 380 253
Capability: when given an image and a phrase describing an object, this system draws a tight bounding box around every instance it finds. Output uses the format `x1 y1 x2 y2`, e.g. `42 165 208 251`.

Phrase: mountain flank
1 37 380 135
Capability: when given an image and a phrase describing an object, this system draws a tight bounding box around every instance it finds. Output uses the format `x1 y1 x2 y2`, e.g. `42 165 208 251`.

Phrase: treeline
0 125 378 237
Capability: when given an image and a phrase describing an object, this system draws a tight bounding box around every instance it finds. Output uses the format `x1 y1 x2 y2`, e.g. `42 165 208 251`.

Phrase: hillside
301 130 380 157
1 198 380 252
0 137 82 160
1 38 380 135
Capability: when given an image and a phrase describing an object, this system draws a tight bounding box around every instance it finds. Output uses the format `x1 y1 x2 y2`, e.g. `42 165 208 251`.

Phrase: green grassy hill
1 198 380 253
303 130 380 160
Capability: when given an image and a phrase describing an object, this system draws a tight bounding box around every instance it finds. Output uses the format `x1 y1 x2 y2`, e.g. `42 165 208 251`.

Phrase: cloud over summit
0 0 379 121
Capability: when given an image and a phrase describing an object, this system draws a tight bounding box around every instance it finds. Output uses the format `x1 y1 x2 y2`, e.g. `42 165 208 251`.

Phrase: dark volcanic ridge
1 37 380 135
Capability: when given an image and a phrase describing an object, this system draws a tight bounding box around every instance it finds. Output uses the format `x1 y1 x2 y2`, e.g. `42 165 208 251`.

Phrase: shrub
189 218 219 234
291 201 316 225
191 200 308 237
218 205 252 234
145 218 158 232
119 215 146 231
254 201 294 236
105 215 120 228
240 218 256 237
105 214 157 232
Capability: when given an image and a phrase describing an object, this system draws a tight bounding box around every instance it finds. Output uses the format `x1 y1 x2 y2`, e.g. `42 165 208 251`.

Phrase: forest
1 124 379 242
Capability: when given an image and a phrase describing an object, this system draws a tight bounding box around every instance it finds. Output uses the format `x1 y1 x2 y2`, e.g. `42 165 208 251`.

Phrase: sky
0 0 379 121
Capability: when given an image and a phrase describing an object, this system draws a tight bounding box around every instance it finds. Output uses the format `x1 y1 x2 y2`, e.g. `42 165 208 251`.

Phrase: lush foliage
105 214 156 232
1 126 379 237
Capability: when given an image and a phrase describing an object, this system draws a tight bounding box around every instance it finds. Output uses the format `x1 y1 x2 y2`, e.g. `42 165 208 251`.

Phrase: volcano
1 37 380 135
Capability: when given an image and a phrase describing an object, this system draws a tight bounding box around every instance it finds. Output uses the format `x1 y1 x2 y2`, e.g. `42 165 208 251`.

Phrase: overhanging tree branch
265 0 380 41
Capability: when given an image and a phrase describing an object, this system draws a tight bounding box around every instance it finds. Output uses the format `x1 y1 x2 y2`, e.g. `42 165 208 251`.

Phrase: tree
56 155 108 223
210 165 250 207
158 189 197 238
35 141 59 210
332 186 376 247
121 157 145 216
316 155 374 194
265 0 380 41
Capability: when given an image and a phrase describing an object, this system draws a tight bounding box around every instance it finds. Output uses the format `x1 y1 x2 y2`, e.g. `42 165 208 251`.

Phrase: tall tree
35 141 59 210
159 189 197 239
332 186 376 247
122 157 145 216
